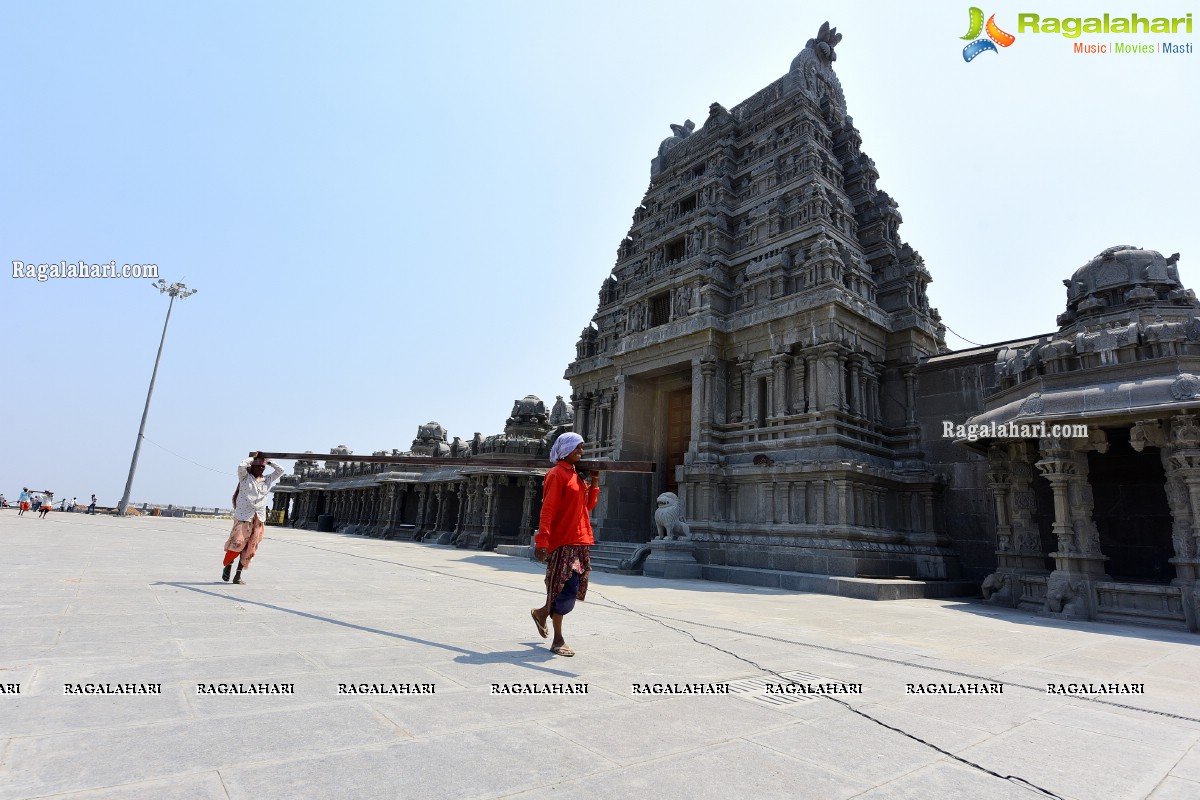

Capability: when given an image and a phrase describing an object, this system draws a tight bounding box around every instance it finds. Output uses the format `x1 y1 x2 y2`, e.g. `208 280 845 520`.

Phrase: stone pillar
820 347 840 412
805 353 818 413
1163 416 1200 583
433 485 449 535
1035 437 1107 618
771 354 790 420
791 354 806 413
700 359 716 427
414 487 428 536
520 478 538 545
579 393 593 441
837 351 850 412
740 360 753 425
379 484 398 538
848 358 863 417
867 367 881 425
730 363 744 423
903 367 917 426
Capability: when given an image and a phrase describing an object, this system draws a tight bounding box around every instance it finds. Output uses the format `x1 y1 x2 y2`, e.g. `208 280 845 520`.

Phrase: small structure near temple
926 245 1200 631
271 395 573 550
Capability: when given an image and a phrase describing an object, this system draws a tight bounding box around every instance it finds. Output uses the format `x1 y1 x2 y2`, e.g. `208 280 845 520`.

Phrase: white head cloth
549 432 584 463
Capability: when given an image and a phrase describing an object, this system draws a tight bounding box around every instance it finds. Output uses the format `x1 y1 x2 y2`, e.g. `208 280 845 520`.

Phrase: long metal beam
251 451 656 473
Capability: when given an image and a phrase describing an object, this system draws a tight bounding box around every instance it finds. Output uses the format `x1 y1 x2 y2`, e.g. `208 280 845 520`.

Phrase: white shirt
234 460 284 522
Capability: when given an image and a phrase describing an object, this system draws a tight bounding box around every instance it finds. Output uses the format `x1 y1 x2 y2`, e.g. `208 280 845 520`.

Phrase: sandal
551 644 575 657
531 610 548 638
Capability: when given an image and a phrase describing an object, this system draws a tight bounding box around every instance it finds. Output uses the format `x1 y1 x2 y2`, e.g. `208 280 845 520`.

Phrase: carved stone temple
923 245 1200 631
272 24 1200 632
271 395 573 550
565 22 959 592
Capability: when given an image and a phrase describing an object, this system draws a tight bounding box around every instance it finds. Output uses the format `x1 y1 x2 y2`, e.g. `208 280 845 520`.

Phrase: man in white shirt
221 452 284 585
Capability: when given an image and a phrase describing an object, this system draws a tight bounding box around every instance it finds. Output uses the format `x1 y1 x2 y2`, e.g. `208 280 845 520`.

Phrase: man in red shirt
531 433 598 657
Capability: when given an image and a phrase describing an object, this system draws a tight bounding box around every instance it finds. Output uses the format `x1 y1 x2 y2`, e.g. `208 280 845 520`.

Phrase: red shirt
534 461 598 551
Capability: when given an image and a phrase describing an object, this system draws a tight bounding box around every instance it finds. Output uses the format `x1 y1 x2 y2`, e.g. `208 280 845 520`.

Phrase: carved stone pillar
740 360 753 425
818 348 838 412
700 359 716 427
771 354 790 419
376 485 396 537
520 478 538 545
848 358 863 417
837 351 849 412
903 367 917 426
414 487 428 535
805 353 819 413
1035 437 1106 618
1163 415 1200 588
791 354 806 413
730 363 744 423
868 368 881 425
579 393 593 441
434 485 449 534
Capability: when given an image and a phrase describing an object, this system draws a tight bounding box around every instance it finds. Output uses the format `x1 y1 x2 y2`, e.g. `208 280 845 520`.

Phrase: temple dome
1058 245 1189 327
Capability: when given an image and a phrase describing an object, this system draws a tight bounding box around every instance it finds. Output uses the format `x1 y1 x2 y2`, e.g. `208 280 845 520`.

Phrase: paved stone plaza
2 512 1199 799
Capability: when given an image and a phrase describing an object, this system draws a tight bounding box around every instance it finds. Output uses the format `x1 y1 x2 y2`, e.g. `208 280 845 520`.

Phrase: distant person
71 496 77 512
39 492 53 519
88 494 97 514
530 433 598 657
221 453 284 585
0 494 7 508
18 488 30 515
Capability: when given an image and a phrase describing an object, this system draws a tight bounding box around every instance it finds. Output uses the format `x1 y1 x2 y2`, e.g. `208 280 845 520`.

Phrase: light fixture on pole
117 280 198 514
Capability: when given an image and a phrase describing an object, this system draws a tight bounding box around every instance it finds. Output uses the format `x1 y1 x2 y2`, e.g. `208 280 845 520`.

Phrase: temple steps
589 541 645 575
697 565 978 600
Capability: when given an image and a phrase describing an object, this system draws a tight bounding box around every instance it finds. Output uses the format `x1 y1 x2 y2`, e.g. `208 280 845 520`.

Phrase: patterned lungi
544 545 590 616
223 517 265 567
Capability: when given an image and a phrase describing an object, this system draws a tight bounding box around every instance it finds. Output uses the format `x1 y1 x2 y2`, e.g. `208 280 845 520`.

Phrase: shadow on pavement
152 581 579 677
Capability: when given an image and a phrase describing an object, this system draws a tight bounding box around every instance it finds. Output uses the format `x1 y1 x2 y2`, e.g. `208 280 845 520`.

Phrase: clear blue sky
2 1 1196 508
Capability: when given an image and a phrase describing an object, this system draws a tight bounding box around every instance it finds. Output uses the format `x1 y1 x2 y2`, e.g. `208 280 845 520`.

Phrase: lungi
223 517 266 567
544 544 590 615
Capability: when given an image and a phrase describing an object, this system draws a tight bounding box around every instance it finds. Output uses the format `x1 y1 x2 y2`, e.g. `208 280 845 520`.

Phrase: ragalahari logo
962 7 1016 61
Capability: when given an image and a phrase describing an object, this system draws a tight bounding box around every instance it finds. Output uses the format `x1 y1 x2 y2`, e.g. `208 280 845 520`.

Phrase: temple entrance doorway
1089 427 1175 582
493 482 524 543
665 387 691 495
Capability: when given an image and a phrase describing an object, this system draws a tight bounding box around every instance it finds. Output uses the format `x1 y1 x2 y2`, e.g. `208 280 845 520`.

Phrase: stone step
699 564 978 600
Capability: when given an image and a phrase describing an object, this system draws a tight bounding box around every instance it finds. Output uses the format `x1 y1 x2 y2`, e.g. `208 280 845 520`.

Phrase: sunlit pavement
2 511 1199 800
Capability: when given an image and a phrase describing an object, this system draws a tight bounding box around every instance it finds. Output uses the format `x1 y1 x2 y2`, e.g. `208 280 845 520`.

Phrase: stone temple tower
565 23 958 581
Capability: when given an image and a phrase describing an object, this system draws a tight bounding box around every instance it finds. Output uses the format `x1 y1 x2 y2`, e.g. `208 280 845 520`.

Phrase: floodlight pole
118 280 197 514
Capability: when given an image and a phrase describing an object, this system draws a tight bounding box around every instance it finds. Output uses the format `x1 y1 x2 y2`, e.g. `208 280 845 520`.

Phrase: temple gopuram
566 22 958 590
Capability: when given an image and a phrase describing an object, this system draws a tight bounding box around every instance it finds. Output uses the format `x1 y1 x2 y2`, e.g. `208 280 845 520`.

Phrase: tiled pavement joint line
625 609 1200 725
591 589 1070 800
531 718 625 769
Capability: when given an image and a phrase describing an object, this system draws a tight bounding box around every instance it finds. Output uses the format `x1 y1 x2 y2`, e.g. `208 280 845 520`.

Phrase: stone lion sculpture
653 492 690 540
1045 575 1083 615
981 572 1012 603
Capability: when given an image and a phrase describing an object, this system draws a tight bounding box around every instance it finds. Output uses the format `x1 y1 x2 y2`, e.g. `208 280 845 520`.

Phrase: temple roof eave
959 370 1200 450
